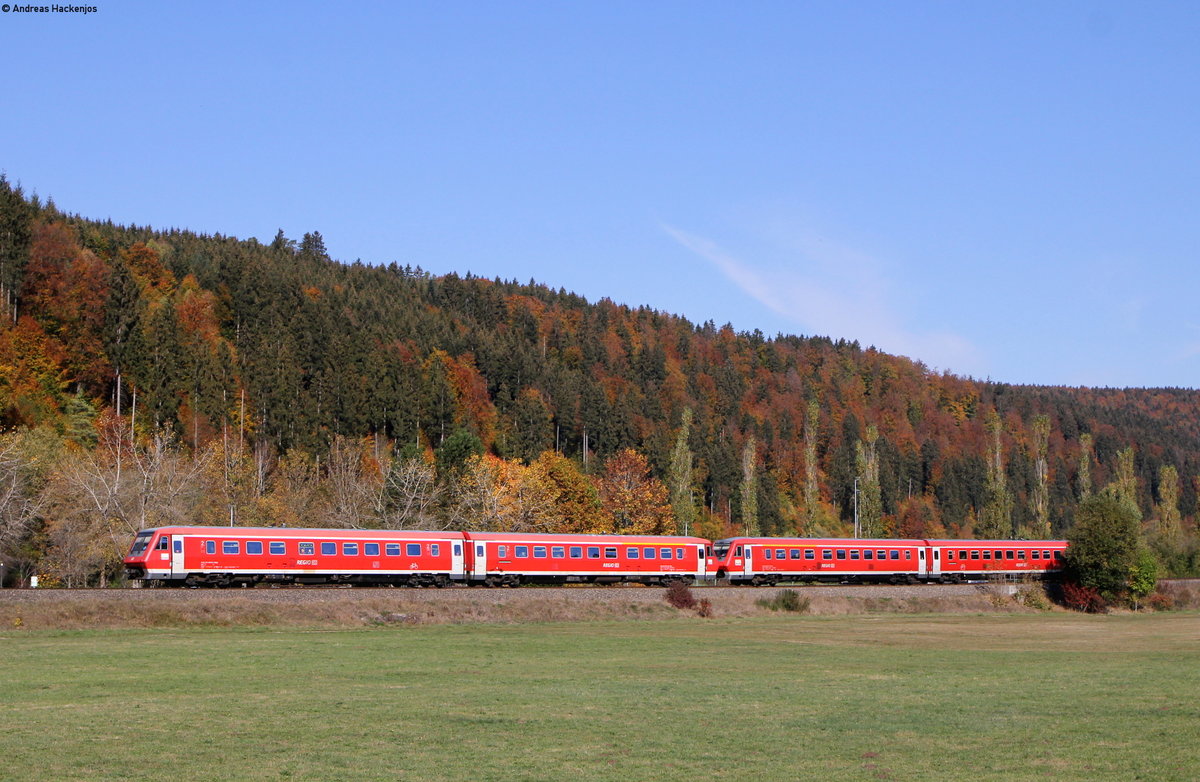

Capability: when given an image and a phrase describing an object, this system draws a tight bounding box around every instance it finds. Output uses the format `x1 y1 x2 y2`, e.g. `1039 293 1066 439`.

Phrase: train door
928 547 941 580
742 546 753 579
451 540 465 580
170 535 185 577
470 542 487 582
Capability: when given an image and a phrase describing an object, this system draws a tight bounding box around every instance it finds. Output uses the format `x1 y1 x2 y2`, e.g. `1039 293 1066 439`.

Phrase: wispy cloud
662 223 983 376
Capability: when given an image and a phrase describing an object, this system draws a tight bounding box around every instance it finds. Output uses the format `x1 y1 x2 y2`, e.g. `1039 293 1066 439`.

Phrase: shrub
696 598 713 618
756 589 811 614
664 581 697 609
1015 583 1052 611
1146 591 1175 611
1061 581 1108 613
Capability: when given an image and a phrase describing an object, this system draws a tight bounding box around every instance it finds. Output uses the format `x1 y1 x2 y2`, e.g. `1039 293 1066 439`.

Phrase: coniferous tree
0 175 33 324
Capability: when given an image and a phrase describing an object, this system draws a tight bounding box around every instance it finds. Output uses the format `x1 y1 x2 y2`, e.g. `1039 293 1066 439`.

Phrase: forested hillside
1 176 1197 585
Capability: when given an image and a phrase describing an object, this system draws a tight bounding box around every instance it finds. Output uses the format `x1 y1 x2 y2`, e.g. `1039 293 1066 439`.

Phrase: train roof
714 536 928 546
463 531 709 544
136 526 466 539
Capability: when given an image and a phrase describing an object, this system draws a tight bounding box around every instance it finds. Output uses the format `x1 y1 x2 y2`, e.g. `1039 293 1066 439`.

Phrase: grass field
3 613 1198 781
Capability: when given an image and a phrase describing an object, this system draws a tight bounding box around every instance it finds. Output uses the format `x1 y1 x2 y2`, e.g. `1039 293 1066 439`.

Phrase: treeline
1 176 1198 584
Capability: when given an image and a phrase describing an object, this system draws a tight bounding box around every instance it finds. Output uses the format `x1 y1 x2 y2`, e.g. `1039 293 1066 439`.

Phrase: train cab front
124 528 172 584
711 538 742 582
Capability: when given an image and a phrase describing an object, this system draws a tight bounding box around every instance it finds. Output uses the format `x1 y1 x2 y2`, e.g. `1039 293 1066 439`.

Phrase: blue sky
3 1 1198 388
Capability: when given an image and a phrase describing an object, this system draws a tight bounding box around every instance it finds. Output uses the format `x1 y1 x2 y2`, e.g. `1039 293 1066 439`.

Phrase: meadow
3 613 1197 781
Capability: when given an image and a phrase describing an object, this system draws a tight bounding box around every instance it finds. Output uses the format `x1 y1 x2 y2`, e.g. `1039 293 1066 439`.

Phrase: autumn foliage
2 178 1200 586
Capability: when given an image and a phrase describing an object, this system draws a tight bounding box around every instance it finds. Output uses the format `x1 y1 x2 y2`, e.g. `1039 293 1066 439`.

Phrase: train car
462 531 712 586
712 536 928 585
123 526 467 587
925 539 1067 582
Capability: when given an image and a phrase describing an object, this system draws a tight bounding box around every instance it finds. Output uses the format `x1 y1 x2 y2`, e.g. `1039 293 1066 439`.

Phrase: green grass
3 613 1198 781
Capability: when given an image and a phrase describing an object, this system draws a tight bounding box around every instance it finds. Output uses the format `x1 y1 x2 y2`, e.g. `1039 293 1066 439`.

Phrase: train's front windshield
714 543 730 559
128 531 153 556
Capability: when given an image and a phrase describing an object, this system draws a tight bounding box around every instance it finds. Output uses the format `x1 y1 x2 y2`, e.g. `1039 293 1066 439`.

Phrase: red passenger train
124 526 1066 588
123 526 710 588
711 536 1067 585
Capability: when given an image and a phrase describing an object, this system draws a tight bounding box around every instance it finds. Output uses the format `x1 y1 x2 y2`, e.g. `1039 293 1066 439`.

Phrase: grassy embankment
3 612 1198 781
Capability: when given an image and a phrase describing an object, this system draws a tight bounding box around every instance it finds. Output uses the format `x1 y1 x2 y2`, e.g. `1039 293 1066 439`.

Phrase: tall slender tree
740 435 758 535
855 424 882 537
1028 414 1051 538
669 407 695 535
803 400 820 524
1077 433 1093 500
978 409 1013 538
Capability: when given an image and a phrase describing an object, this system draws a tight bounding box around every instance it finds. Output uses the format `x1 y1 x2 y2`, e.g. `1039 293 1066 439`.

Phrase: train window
515 546 529 558
822 550 832 560
836 549 846 560
588 547 601 559
877 550 887 559
387 543 401 556
905 551 912 559
970 550 979 560
407 543 421 556
994 550 1003 559
983 551 992 560
130 532 153 556
1051 551 1061 560
156 537 170 551
775 549 785 559
552 546 565 558
661 548 673 560
321 542 336 556
764 549 773 560
889 550 900 560
300 542 314 556
1017 550 1026 560
430 544 440 556
644 547 656 559
533 546 547 558
734 546 743 557
946 550 954 561
1005 550 1015 560
863 550 874 560
628 547 639 559
959 550 968 559
223 541 239 555
850 550 860 560
678 548 686 560
454 544 462 557
364 543 380 557
247 541 263 555
791 549 802 560
343 543 359 556
605 547 618 559
205 540 216 555
497 545 508 558
476 545 484 557
270 542 286 555
570 546 583 558
1032 550 1040 559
